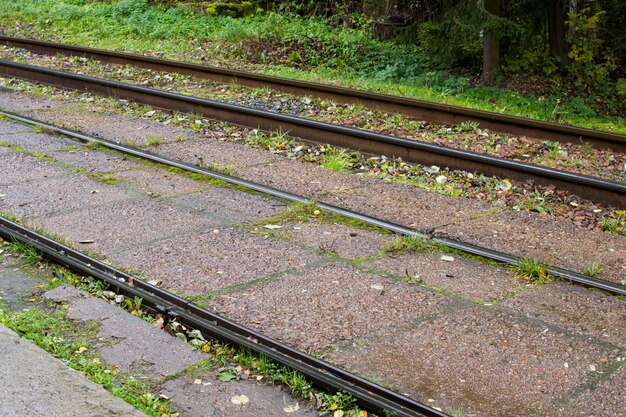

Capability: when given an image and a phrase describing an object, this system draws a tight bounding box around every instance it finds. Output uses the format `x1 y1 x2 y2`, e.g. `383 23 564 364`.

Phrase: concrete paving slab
35 198 217 254
282 221 393 259
44 285 203 380
34 107 194 145
330 306 619 417
169 187 285 225
50 148 138 173
557 363 626 417
159 371 317 417
0 91 74 112
436 210 626 283
0 152 68 185
111 227 322 293
98 312 204 379
115 167 213 198
0 323 148 417
234 160 370 198
0 119 29 135
503 282 626 346
0 131 77 152
208 263 453 351
365 252 523 301
1 173 136 219
155 139 281 168
330 180 494 230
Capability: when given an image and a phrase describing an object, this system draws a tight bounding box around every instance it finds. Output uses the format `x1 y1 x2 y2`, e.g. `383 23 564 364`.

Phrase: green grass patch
87 171 120 185
0 307 174 416
320 147 355 172
384 235 435 254
600 213 626 236
510 257 554 285
581 261 607 277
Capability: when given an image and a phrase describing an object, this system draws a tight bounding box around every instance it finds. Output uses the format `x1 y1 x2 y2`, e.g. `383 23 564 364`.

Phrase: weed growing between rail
511 258 554 286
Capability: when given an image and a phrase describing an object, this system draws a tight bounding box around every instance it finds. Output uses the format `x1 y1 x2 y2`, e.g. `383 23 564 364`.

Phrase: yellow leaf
329 403 339 411
359 411 368 417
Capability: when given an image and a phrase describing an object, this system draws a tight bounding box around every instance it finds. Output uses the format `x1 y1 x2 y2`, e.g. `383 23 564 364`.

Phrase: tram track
0 59 625 208
1 35 625 151
2 109 625 297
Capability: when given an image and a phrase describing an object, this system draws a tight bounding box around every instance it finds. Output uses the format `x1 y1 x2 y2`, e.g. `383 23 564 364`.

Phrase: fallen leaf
217 371 238 381
370 284 384 291
153 316 164 329
440 255 455 262
193 379 202 385
230 394 250 405
263 224 282 230
499 179 512 192
78 239 94 244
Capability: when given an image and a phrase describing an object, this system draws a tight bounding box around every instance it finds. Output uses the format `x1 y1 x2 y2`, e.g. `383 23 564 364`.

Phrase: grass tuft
384 235 434 254
511 257 554 285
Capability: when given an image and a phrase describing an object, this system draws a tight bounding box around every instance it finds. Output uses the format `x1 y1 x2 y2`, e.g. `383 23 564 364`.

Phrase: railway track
1 35 625 152
0 59 625 208
3 109 625 298
0 216 448 417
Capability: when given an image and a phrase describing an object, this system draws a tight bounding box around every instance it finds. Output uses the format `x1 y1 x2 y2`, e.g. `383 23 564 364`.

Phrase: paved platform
0 323 149 417
1 89 625 416
0 254 315 417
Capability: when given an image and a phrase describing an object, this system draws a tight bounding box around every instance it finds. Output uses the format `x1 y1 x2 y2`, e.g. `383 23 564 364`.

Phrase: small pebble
230 394 250 405
441 255 455 262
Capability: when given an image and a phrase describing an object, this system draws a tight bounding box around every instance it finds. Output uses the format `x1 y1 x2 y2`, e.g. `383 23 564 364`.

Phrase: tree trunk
548 0 568 65
481 0 501 84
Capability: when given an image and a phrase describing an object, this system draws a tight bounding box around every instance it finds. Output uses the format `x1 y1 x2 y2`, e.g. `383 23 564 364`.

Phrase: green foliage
600 213 626 235
1 0 624 128
384 235 434 254
511 257 554 285
566 3 616 91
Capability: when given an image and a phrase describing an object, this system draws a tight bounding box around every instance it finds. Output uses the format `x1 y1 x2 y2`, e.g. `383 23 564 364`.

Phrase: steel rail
0 216 448 417
0 60 625 208
1 35 625 151
3 109 625 297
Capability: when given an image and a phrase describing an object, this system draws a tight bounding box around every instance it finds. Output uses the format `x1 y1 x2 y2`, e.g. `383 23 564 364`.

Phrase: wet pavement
0 251 315 417
0 90 625 416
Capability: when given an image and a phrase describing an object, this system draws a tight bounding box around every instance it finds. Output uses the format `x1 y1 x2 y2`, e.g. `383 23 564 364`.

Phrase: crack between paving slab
551 357 625 408
0 129 36 136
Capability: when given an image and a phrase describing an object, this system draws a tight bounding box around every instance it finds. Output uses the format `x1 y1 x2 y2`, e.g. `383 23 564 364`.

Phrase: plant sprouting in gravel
511 257 554 285
384 235 435 254
600 212 626 235
582 261 607 277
